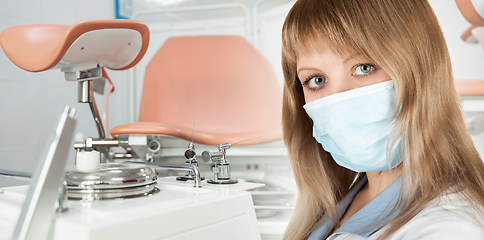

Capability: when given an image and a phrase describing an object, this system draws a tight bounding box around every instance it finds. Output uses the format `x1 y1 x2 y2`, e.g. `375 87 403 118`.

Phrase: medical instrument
176 142 206 181
201 143 238 184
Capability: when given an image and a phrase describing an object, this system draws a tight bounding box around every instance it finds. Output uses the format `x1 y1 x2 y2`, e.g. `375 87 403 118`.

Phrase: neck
364 165 402 199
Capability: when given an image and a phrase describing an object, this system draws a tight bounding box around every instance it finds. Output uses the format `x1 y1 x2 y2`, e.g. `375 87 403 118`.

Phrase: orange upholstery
455 79 484 95
111 35 282 145
0 19 149 72
456 0 484 26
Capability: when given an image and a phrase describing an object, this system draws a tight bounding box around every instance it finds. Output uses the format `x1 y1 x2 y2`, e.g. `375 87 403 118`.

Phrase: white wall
0 0 126 174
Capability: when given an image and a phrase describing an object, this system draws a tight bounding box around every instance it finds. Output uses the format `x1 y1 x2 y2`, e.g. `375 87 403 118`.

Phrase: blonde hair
281 0 484 239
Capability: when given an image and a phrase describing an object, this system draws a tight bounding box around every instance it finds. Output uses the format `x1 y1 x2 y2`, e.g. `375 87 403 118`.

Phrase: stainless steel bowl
66 163 159 201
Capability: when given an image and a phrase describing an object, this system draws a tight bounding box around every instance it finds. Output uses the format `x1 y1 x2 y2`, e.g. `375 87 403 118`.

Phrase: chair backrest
138 35 282 145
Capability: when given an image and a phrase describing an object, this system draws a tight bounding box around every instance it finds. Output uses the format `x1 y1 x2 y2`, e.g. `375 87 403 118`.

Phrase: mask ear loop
386 94 404 170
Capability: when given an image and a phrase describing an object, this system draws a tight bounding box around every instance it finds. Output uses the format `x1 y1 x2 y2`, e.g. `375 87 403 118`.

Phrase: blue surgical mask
303 80 402 172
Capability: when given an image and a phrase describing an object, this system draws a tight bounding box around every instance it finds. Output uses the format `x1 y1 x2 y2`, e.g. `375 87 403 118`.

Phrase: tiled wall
0 0 131 173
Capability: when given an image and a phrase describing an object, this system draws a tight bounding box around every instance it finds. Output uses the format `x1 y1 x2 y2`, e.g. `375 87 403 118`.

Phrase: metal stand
201 143 238 184
72 67 116 163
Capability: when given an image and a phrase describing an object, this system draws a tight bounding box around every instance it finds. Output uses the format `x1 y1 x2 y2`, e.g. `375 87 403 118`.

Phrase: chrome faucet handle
201 143 238 184
184 142 196 161
177 142 205 182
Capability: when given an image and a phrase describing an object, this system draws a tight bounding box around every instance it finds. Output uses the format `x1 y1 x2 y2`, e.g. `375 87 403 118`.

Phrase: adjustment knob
201 151 211 163
185 149 196 160
201 151 224 163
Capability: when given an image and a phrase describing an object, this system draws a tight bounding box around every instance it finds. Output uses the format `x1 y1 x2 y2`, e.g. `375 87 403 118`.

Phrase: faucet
124 161 202 188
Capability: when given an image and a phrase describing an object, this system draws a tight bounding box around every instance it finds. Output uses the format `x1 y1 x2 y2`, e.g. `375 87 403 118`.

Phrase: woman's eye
307 75 326 89
354 64 374 75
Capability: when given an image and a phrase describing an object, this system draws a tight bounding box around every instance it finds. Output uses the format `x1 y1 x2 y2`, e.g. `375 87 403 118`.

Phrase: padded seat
0 19 149 72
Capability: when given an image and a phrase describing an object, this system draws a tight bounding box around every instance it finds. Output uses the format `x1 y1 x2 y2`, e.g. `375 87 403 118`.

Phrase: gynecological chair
0 19 149 156
111 35 282 159
111 35 282 183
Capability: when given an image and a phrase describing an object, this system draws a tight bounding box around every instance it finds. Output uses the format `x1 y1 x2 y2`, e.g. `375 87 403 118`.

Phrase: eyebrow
343 55 355 64
296 54 363 75
297 67 320 75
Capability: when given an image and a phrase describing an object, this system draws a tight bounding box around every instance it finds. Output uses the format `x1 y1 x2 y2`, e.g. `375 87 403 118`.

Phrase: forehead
294 35 361 62
296 48 333 68
295 41 360 66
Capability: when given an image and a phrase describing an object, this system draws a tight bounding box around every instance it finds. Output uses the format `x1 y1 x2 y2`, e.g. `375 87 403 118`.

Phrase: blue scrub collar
308 175 402 239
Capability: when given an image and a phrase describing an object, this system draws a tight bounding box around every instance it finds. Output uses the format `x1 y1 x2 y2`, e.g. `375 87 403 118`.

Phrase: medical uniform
308 175 484 240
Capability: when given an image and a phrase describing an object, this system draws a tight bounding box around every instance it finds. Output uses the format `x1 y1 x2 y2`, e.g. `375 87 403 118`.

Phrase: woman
281 0 484 239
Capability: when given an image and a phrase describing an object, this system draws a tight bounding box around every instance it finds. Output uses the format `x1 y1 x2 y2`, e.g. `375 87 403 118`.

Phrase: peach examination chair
455 0 484 96
0 19 149 160
110 35 283 162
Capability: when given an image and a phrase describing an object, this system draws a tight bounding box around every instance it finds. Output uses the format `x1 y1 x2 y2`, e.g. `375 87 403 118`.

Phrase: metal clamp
74 136 129 163
56 176 68 213
201 143 238 184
